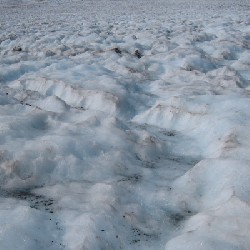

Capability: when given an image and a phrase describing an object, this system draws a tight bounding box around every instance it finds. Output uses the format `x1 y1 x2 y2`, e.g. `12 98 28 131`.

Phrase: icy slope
0 0 250 249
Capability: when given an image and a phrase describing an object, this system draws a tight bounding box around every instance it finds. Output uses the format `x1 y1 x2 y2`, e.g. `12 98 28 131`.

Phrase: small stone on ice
13 46 22 52
135 50 142 58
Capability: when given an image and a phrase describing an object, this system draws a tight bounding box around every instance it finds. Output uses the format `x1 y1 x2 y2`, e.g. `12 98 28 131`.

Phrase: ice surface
0 0 250 249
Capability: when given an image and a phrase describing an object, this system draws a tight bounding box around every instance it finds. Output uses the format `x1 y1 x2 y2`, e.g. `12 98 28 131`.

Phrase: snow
0 0 250 249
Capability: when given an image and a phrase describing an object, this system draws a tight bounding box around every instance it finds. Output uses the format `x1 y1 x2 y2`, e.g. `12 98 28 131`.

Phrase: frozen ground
0 0 250 249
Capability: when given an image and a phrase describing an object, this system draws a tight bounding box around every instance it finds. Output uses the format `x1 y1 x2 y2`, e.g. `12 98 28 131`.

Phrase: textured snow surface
0 0 250 249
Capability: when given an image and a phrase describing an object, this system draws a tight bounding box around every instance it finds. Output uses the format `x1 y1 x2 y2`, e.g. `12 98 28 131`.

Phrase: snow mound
30 95 69 113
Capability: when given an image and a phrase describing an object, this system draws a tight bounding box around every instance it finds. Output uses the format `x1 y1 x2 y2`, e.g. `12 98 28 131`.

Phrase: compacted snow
0 0 250 249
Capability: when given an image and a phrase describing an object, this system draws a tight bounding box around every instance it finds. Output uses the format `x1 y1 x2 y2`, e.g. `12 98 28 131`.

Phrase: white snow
0 0 250 249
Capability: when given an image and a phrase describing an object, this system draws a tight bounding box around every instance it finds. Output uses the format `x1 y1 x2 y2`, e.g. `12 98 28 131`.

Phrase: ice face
0 0 250 249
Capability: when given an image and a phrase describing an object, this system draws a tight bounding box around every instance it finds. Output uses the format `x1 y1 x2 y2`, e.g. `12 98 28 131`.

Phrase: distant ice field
0 0 250 249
